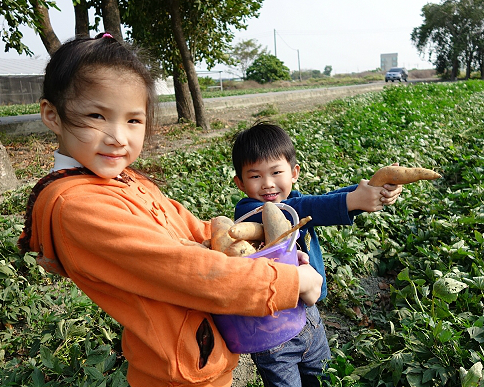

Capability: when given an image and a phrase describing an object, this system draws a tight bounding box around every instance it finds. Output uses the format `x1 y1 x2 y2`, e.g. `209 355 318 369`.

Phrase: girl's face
41 68 147 179
234 157 300 203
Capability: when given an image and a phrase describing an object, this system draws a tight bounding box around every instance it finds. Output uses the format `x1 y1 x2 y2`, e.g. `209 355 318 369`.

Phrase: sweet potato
228 222 264 241
211 216 234 229
224 240 257 257
368 166 441 186
261 202 292 245
261 216 312 251
211 216 235 253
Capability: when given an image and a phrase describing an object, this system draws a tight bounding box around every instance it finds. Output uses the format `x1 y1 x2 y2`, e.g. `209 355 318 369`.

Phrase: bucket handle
234 203 300 252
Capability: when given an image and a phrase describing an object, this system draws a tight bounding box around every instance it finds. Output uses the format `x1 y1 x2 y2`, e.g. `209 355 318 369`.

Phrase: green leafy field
1 81 483 386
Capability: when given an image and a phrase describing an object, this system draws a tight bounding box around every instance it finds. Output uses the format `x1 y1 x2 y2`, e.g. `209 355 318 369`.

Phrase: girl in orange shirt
18 33 322 387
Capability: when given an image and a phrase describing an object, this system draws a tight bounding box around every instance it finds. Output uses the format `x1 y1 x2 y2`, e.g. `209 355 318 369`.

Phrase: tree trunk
0 142 19 194
481 54 484 79
173 66 195 122
74 0 90 37
167 0 210 130
465 61 472 79
465 50 473 80
451 58 459 81
32 0 61 55
101 0 123 40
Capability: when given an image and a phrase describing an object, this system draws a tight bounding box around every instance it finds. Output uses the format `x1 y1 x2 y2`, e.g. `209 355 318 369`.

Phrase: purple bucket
213 203 306 354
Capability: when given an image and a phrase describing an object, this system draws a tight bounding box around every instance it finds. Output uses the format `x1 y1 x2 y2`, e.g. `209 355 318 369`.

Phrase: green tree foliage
120 0 263 127
411 0 484 80
246 54 291 84
323 65 332 76
121 0 263 77
0 0 58 55
229 38 268 79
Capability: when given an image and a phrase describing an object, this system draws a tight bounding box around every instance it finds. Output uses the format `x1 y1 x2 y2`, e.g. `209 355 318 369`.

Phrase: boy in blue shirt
231 122 402 387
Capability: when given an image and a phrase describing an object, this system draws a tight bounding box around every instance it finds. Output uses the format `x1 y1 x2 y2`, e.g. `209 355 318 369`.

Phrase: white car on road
385 67 408 82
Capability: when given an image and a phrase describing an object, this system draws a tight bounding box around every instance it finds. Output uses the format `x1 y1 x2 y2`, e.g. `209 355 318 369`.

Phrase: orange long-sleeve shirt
19 169 300 386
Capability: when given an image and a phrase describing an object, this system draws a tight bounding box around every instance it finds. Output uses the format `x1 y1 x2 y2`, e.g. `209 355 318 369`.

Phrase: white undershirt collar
51 150 84 172
50 150 125 181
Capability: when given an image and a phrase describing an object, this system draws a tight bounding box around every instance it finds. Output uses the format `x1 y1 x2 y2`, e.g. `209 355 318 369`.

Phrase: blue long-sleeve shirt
234 186 362 301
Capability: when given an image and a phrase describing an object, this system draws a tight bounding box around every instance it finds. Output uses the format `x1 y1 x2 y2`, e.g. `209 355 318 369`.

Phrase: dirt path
142 93 338 157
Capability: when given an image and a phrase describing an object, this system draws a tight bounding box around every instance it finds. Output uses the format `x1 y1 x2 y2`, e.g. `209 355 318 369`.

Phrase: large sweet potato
261 202 291 245
368 166 441 186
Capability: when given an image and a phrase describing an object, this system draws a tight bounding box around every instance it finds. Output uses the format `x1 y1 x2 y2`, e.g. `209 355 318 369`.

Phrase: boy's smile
234 157 300 203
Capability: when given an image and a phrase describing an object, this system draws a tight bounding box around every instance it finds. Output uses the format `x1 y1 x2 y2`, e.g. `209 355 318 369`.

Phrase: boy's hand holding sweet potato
347 180 402 212
347 163 441 212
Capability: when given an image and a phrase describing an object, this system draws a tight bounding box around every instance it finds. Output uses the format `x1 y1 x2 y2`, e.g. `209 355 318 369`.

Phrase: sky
0 0 435 75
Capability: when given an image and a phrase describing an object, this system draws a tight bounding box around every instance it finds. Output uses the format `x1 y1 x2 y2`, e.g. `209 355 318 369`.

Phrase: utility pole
297 49 301 82
274 29 277 57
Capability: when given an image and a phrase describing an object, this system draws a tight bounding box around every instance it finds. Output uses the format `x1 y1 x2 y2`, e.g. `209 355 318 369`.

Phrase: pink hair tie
102 33 113 39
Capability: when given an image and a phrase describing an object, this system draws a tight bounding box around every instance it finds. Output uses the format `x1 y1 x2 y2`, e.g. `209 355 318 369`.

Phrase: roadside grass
0 103 40 117
1 80 483 386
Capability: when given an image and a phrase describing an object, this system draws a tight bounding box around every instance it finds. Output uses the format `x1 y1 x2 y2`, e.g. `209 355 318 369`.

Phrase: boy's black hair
42 32 157 138
232 121 297 179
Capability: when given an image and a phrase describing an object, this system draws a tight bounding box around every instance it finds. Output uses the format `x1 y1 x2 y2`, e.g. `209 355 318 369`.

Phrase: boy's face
234 157 300 203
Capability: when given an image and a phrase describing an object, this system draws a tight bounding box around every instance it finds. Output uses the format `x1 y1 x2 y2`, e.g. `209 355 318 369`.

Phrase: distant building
0 58 47 105
0 58 174 104
380 53 398 73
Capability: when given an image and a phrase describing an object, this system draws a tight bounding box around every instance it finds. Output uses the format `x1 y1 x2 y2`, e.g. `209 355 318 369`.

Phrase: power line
275 30 298 51
274 30 301 81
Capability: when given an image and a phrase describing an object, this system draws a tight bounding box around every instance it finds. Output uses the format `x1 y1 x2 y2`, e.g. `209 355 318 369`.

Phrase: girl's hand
297 250 310 265
296 265 322 306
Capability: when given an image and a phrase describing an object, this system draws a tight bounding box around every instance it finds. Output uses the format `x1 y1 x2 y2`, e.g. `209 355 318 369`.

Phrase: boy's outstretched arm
347 180 402 212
